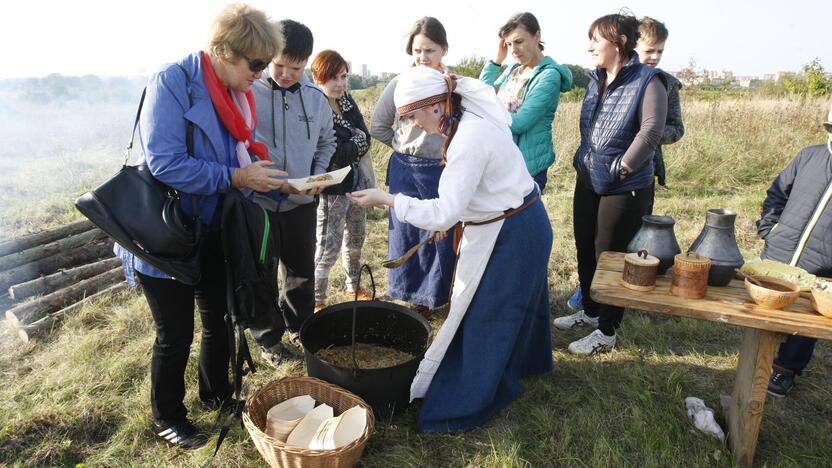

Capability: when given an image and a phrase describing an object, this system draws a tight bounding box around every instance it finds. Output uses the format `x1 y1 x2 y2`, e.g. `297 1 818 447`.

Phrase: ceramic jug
627 215 681 275
688 209 744 286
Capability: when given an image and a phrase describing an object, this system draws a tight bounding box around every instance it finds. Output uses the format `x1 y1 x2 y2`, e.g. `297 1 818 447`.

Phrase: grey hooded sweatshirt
252 73 336 211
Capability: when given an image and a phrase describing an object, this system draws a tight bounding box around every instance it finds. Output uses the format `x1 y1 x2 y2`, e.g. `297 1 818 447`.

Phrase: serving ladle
381 237 434 269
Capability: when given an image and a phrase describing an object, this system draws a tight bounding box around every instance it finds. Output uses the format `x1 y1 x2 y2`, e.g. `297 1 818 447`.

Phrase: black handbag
75 65 203 285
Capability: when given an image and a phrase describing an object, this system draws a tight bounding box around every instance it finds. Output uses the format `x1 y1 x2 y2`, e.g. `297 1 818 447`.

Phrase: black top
323 93 371 195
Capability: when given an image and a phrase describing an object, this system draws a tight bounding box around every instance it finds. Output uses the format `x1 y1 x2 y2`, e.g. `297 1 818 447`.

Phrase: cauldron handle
350 264 377 375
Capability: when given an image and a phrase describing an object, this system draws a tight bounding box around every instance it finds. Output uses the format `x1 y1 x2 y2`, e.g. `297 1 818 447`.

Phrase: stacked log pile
0 220 127 342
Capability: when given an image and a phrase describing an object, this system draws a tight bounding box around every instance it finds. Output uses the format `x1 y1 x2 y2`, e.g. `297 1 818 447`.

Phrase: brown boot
348 288 373 301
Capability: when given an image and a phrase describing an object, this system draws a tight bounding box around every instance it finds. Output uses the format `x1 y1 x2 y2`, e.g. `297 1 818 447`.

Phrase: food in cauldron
315 343 415 369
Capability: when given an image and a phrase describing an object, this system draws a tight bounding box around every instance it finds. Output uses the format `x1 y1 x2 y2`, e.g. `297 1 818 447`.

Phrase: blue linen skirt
387 152 455 308
418 192 553 432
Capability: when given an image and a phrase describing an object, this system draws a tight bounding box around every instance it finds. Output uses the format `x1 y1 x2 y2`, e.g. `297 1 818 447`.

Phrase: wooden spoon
735 268 764 287
382 237 434 269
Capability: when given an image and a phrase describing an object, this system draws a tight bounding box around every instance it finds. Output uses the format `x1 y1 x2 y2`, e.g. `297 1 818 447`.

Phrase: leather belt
452 193 540 253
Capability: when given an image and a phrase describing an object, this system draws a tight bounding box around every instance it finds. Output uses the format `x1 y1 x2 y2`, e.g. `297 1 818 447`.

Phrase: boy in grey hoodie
251 19 336 364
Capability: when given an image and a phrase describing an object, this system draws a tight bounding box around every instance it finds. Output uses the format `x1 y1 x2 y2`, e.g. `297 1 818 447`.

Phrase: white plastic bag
685 397 725 442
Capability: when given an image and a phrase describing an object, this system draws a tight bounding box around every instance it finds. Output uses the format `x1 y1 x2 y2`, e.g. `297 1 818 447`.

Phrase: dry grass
0 92 831 467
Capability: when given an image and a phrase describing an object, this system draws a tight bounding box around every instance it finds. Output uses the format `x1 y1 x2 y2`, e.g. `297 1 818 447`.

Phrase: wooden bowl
744 275 800 310
810 288 832 319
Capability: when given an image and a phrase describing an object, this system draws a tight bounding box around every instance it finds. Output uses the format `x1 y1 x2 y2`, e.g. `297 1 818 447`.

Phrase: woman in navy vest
553 13 667 354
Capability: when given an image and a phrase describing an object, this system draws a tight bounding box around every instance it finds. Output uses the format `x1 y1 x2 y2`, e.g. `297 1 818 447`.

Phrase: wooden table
591 252 832 467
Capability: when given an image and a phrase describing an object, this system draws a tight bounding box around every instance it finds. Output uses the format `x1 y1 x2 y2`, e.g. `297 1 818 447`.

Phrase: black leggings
573 179 653 335
137 233 230 423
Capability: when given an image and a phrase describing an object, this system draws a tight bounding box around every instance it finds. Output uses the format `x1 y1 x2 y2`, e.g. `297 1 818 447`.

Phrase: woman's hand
232 160 287 192
494 37 508 65
346 189 395 208
431 230 448 241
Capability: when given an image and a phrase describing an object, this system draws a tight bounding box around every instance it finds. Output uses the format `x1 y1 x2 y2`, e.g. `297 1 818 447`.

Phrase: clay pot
627 215 681 275
689 209 744 286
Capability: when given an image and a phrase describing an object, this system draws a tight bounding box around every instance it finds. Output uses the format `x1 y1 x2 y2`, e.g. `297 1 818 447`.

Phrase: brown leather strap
465 194 539 227
451 194 540 253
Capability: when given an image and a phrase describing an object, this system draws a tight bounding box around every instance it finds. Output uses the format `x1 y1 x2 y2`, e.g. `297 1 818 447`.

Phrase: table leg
726 328 785 467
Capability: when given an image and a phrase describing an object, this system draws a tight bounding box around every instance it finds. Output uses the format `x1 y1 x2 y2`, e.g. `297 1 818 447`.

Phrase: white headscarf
393 66 512 132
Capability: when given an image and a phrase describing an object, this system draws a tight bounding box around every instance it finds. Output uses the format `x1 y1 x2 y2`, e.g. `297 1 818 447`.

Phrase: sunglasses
241 54 269 73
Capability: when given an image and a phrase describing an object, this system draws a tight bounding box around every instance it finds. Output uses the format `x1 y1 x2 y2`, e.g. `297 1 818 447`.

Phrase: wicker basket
243 377 375 468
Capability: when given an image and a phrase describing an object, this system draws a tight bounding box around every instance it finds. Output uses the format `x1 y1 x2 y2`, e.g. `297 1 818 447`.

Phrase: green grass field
1 93 830 467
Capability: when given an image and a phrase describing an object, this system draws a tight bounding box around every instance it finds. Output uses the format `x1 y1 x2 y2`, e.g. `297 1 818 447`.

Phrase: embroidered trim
396 93 446 115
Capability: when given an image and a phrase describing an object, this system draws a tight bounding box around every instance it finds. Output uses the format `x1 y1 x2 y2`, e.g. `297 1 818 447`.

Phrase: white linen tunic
392 111 536 400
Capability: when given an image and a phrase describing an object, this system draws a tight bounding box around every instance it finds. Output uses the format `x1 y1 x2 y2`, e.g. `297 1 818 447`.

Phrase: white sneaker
568 330 616 355
553 310 599 330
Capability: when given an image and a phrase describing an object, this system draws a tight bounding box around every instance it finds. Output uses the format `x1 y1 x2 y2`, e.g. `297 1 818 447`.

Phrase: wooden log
9 257 122 301
5 267 123 328
17 282 128 343
0 240 113 292
0 228 106 272
0 219 94 257
727 329 785 467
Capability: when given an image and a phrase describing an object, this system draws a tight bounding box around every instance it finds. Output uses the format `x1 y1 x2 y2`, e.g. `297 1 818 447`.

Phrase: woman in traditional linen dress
369 17 456 313
348 66 553 432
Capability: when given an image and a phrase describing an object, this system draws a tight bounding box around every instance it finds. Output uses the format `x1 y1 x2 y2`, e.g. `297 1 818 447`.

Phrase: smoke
0 75 147 238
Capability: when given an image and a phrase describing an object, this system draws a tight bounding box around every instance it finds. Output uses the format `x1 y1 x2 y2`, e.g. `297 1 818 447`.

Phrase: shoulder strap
123 89 146 165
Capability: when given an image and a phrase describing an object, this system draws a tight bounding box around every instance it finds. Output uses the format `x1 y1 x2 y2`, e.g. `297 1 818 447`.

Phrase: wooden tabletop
591 252 832 341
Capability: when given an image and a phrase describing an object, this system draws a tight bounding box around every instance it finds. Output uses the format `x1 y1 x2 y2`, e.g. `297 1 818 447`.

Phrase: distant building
361 64 369 79
734 76 759 88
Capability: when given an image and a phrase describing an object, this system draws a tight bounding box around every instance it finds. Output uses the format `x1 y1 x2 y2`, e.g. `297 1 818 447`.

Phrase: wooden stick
16 282 129 343
0 219 94 257
0 241 113 292
0 228 106 273
9 257 122 301
5 267 123 328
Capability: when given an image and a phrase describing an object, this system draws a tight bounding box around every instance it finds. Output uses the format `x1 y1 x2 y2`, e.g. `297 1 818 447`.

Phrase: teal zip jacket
480 56 573 177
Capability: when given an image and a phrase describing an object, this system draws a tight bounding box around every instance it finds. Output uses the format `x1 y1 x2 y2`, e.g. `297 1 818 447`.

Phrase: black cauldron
299 299 431 419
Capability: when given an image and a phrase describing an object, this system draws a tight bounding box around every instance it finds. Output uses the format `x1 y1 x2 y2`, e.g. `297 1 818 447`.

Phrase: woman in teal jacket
480 12 572 191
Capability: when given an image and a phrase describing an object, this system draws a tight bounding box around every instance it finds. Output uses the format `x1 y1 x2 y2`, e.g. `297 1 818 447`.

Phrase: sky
1 0 830 79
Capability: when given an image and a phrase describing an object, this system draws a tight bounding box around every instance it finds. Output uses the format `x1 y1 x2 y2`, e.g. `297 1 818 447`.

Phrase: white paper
287 166 351 191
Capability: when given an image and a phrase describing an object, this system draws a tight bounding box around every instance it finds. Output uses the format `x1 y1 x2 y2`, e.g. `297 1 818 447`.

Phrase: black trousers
573 179 653 335
250 202 317 348
137 233 230 423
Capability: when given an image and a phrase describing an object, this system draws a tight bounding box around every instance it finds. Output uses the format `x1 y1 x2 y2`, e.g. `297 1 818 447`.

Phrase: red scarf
201 51 269 161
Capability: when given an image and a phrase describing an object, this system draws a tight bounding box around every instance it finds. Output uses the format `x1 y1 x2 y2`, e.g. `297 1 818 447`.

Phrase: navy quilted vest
573 55 659 195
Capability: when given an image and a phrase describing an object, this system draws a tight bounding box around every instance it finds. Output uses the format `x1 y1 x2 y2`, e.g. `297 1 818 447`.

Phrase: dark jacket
654 71 685 186
323 93 371 195
573 54 661 195
758 144 832 275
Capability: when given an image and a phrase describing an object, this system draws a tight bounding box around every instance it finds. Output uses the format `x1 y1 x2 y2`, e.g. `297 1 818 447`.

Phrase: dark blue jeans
774 335 817 374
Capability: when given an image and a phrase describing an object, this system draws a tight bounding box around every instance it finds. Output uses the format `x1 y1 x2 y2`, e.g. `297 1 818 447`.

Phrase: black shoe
261 343 299 368
284 331 305 357
768 368 795 398
153 418 208 449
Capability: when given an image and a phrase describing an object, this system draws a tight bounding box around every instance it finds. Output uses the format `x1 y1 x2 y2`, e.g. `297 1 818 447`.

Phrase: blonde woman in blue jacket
480 12 573 191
